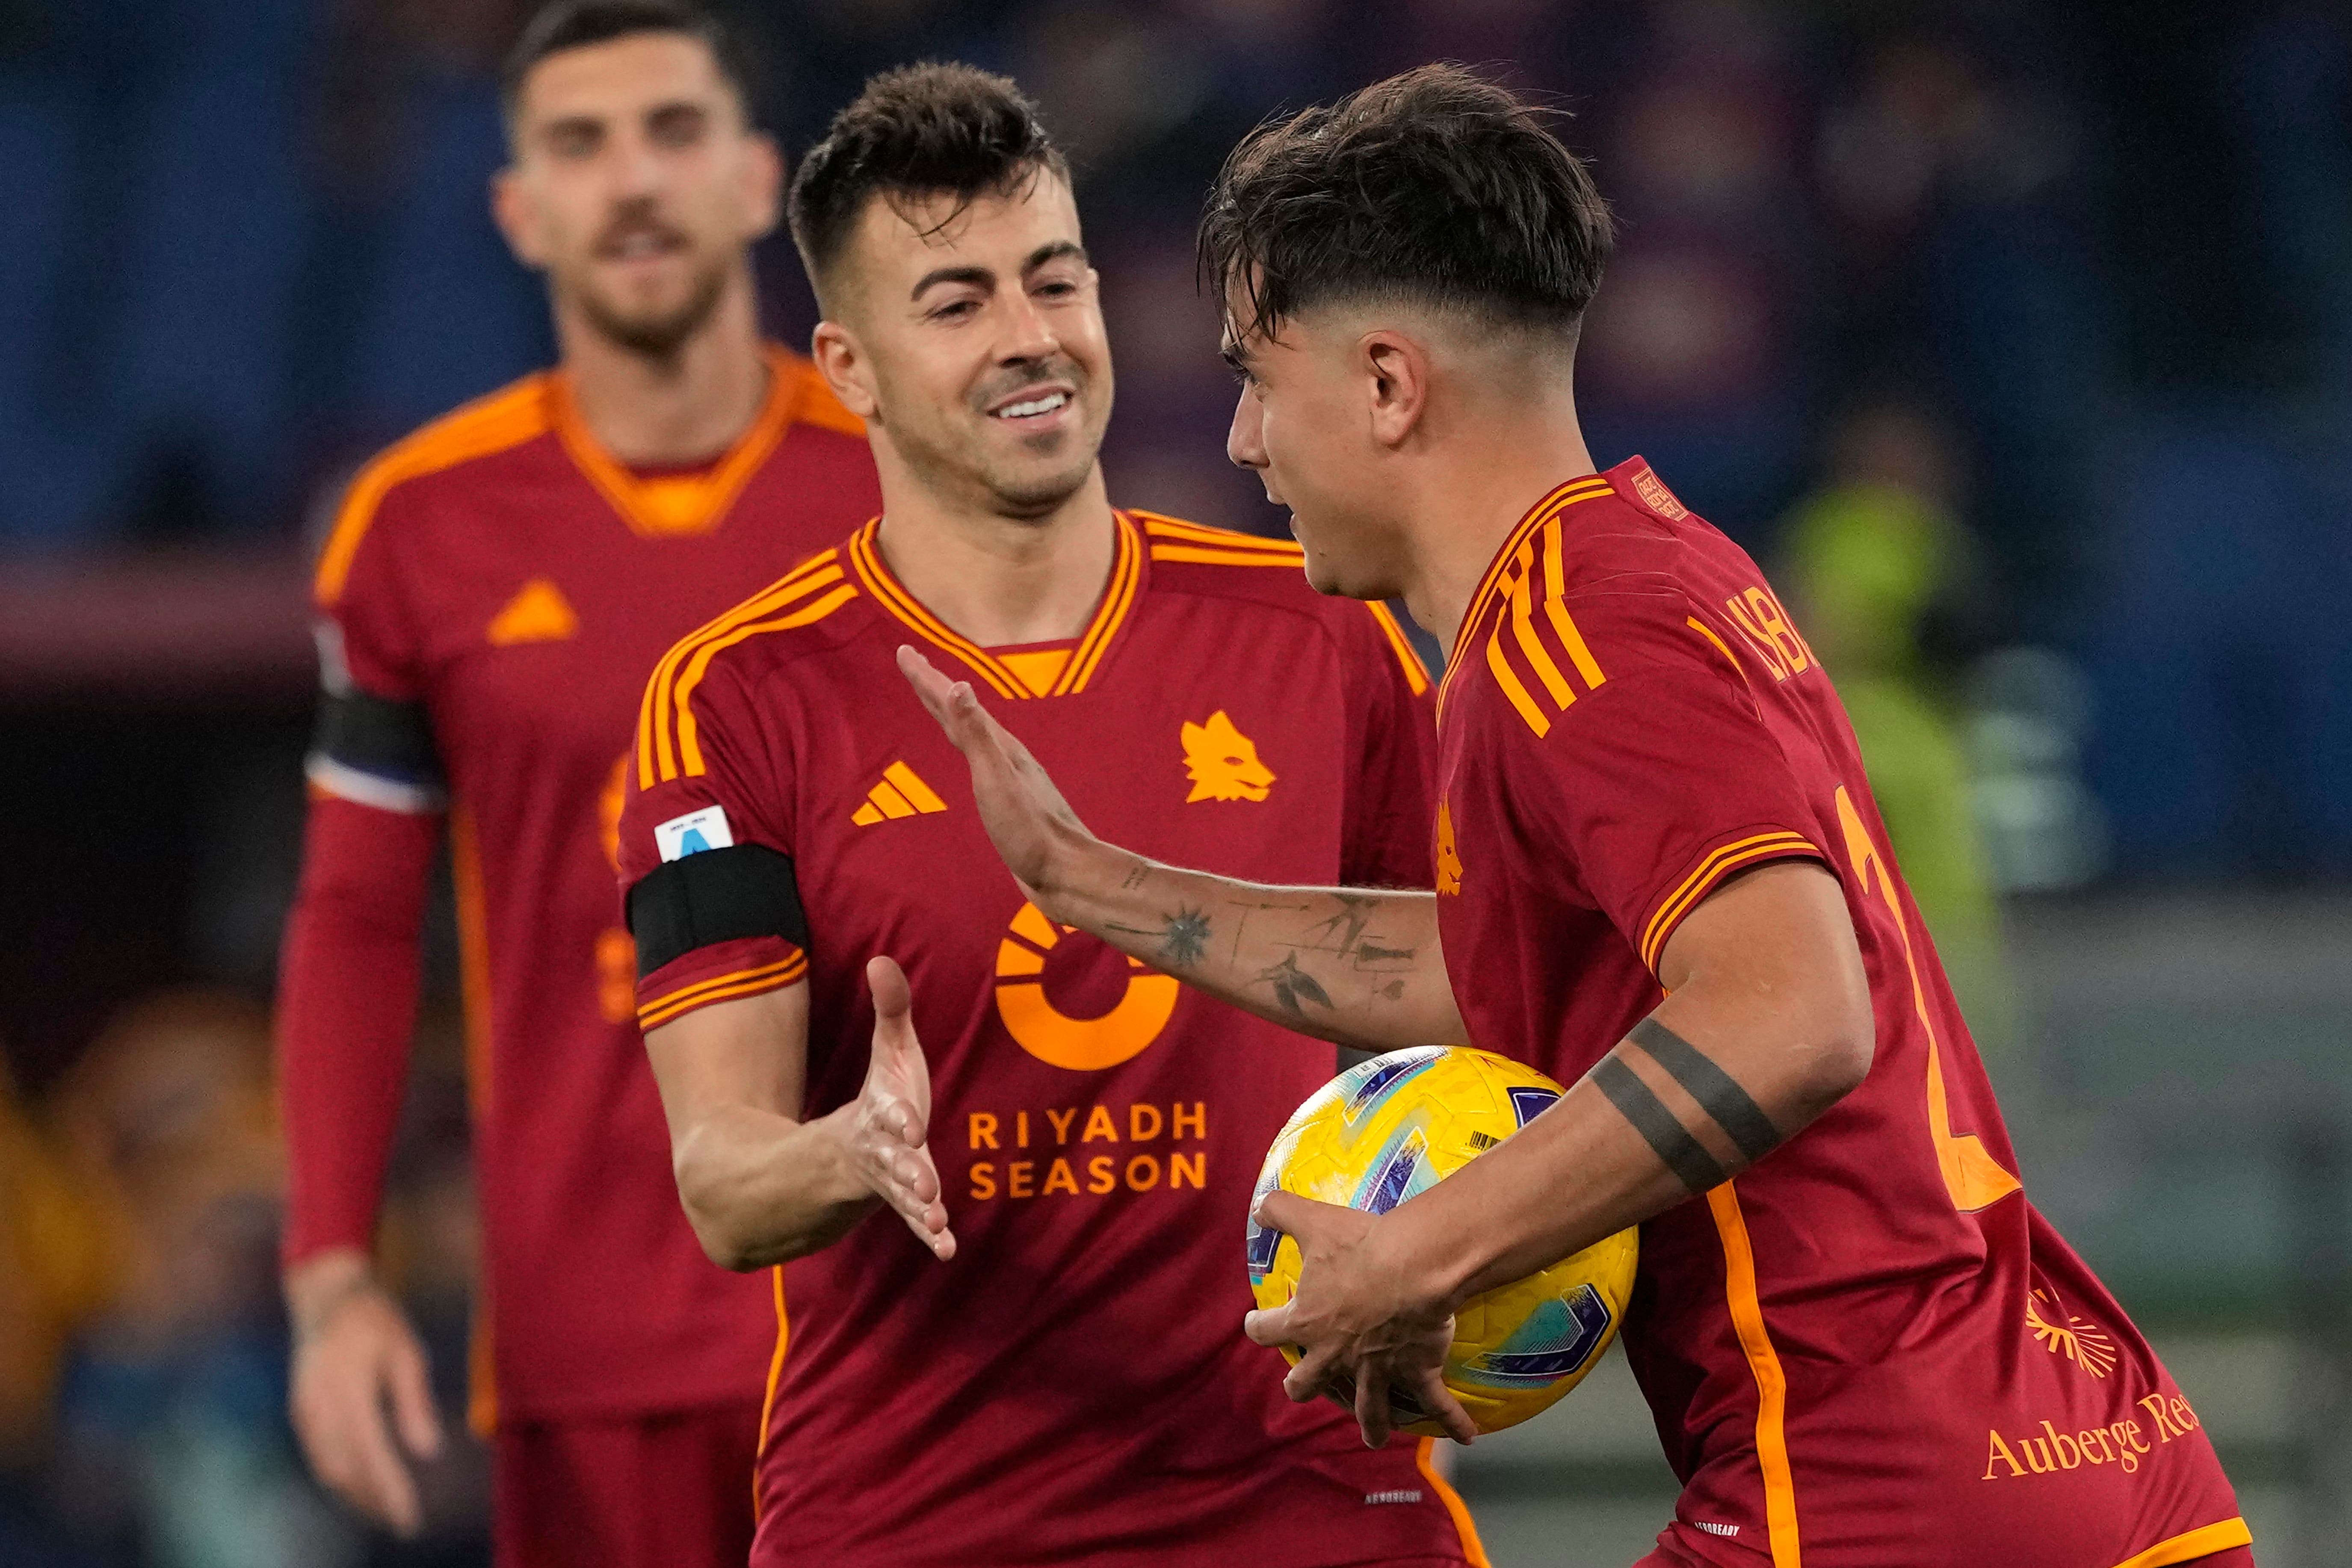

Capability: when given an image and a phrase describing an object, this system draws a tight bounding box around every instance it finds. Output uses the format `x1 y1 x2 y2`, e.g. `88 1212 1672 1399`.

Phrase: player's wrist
286 1248 392 1343
1038 839 1146 928
1373 1205 1481 1319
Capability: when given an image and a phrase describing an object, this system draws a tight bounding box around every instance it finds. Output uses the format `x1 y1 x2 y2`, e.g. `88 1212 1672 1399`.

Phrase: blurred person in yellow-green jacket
1782 400 2014 1050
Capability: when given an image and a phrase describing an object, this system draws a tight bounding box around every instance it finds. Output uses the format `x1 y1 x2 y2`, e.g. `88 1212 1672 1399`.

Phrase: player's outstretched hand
287 1251 443 1535
1242 1190 1477 1448
896 645 1098 915
855 954 956 1260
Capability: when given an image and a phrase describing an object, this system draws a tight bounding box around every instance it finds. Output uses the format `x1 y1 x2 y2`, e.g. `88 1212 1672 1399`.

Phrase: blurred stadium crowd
3 0 2350 1563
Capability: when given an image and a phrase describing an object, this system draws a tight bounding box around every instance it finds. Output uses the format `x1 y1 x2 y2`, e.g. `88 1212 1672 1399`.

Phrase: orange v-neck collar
549 345 804 538
1435 473 1615 717
848 512 1145 700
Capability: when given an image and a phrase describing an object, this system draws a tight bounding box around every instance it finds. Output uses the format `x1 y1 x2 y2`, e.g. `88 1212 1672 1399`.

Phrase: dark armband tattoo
1591 1056 1730 1192
626 844 810 977
1627 1017 1785 1164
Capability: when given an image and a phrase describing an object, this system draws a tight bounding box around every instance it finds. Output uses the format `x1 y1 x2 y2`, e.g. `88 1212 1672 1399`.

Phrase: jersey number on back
1834 786 2020 1214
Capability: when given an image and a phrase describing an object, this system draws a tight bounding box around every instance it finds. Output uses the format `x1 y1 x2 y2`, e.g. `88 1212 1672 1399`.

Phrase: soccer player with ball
908 65 2254 1568
615 63 1478 1568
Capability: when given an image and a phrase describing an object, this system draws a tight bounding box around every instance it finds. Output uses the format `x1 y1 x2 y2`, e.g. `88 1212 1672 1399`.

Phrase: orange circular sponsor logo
994 901 1178 1071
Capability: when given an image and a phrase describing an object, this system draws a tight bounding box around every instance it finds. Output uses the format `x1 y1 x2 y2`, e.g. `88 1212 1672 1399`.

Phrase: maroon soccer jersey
304 349 880 1424
616 513 1481 1568
1432 459 2247 1568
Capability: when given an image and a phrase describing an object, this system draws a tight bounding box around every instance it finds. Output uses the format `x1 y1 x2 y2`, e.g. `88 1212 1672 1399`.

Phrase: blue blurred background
3 1 2350 1564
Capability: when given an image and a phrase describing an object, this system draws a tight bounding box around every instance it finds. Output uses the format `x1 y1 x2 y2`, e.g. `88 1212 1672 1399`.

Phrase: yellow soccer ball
1246 1045 1639 1436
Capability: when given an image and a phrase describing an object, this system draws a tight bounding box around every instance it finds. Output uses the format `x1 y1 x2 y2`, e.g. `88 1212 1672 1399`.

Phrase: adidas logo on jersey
852 762 948 825
486 578 578 645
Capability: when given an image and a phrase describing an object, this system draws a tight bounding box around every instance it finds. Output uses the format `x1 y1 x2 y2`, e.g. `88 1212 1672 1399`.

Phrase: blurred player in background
275 2 878 1564
908 66 2252 1568
615 63 1477 1568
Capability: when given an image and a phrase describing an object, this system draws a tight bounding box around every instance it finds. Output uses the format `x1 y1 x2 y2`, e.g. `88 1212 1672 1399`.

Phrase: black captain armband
307 689 446 812
627 844 811 978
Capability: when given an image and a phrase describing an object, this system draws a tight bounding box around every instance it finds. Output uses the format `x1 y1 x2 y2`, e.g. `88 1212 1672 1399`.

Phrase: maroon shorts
492 1401 762 1568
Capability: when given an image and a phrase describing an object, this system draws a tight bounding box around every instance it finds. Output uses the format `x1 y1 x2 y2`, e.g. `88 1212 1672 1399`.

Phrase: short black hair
501 0 748 121
1201 64 1613 344
788 63 1068 301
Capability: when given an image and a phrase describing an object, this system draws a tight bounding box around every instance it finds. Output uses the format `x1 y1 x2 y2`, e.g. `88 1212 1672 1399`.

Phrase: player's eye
544 121 601 159
648 106 707 147
929 299 979 322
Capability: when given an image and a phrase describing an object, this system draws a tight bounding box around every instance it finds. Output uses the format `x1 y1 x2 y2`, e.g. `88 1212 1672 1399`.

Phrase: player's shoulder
1131 510 1430 692
634 537 873 786
314 372 557 605
657 539 872 692
1450 463 1759 734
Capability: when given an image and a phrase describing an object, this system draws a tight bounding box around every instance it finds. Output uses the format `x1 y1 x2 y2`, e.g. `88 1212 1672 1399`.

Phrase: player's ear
740 131 783 243
1361 330 1430 449
490 166 547 270
811 318 880 422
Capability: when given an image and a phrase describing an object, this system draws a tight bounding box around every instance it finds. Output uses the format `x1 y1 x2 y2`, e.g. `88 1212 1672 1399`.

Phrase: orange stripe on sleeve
1707 1181 1803 1568
636 953 809 1032
1639 832 1818 971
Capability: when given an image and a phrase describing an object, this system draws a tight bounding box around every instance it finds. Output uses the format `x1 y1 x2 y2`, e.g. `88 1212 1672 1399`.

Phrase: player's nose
996 290 1061 368
1226 386 1266 472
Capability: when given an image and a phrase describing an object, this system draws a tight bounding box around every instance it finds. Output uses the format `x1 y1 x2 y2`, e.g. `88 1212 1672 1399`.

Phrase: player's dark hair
789 63 1068 302
1200 64 1613 345
501 0 748 122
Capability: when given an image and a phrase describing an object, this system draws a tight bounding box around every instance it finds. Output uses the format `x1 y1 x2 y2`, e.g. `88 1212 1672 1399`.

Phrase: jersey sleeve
308 482 447 815
1500 581 1827 973
1339 602 1439 888
618 654 809 1032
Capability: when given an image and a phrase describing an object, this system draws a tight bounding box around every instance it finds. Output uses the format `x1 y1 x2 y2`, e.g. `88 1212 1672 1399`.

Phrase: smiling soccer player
615 63 1478 1568
907 65 2253 1568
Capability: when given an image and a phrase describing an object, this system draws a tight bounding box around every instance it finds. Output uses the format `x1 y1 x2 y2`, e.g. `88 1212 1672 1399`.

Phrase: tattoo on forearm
1120 863 1151 891
1104 908 1213 969
1591 1055 1730 1193
1158 907 1210 967
1254 952 1334 1014
1627 1018 1784 1164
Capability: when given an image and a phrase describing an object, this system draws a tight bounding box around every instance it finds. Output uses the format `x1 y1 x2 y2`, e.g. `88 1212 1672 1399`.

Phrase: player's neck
1401 402 1597 653
872 466 1119 650
554 276 770 467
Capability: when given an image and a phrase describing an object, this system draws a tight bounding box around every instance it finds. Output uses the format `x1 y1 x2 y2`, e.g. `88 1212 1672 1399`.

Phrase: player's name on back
963 1100 1209 1202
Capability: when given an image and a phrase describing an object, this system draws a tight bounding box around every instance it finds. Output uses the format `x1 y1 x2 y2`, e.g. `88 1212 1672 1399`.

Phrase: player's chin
985 454 1096 517
1297 541 1385 603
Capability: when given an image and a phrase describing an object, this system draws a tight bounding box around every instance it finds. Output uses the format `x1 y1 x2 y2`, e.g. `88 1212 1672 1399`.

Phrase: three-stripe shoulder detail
637 549 860 787
1437 478 1615 730
315 375 554 606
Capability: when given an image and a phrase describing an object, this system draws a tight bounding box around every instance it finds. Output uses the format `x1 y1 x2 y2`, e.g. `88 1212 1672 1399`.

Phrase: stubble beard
889 373 1106 521
572 251 733 361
